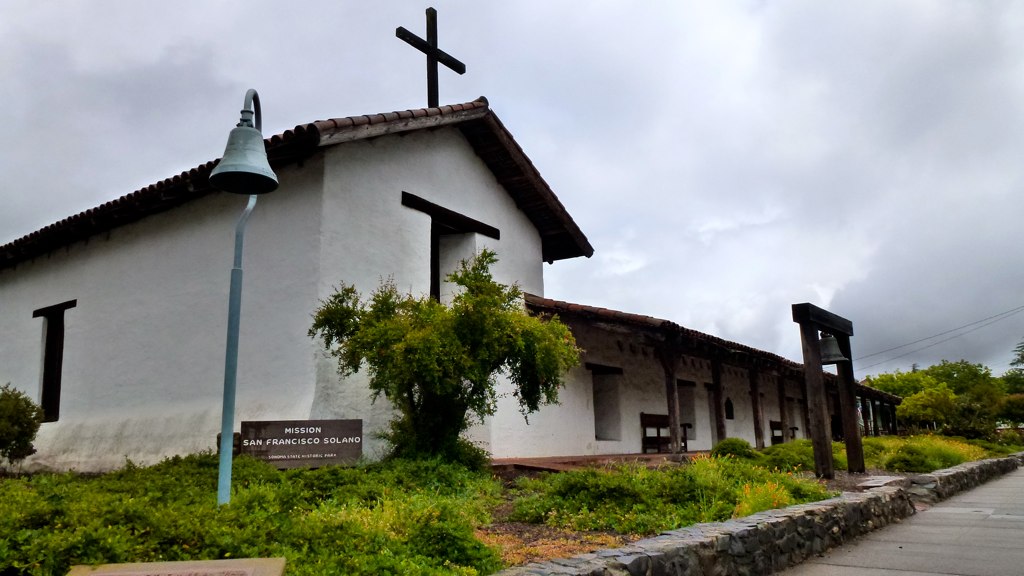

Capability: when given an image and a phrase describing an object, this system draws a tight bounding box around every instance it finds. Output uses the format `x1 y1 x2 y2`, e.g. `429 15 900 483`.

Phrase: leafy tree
871 360 1008 438
309 250 580 462
863 371 941 398
896 384 957 430
998 394 1024 427
0 383 44 465
1001 370 1024 395
1001 339 1024 394
921 360 1001 396
1010 339 1024 369
922 360 1004 439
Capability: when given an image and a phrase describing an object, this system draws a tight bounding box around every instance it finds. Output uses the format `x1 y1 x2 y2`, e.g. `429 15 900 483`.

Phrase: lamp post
209 89 279 505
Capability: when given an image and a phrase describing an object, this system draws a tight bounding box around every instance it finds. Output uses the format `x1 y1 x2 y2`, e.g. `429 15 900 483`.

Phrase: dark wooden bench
640 413 690 453
770 420 784 445
641 413 670 453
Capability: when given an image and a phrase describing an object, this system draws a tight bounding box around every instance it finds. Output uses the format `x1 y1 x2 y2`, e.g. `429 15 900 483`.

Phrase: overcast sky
3 1 1024 377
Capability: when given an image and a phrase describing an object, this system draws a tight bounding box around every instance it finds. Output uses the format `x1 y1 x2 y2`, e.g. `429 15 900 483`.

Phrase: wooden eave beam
792 302 854 336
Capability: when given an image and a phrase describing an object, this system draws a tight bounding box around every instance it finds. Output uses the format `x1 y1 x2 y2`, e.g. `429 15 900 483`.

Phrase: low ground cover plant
3 435 1018 575
862 435 988 472
0 454 504 576
713 438 851 471
755 434 1019 474
509 455 833 534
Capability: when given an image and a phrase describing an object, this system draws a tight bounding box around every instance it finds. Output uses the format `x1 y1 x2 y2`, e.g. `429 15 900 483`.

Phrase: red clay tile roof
1 97 593 270
524 293 901 402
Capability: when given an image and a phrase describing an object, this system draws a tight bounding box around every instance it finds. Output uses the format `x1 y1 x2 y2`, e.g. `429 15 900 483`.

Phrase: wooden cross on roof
396 7 467 108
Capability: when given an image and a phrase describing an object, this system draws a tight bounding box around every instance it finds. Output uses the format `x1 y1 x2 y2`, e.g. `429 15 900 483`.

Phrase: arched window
724 397 735 420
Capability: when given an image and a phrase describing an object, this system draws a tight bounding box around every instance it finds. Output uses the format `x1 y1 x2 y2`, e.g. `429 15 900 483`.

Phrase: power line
854 304 1024 361
853 304 1024 372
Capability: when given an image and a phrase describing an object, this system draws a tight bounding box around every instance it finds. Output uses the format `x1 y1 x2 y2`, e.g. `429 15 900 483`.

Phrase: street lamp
210 89 278 505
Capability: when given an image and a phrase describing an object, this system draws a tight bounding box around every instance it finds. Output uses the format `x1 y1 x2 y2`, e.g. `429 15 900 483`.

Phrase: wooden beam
655 338 679 450
710 357 727 444
836 335 865 473
657 345 682 454
797 321 834 479
749 367 765 449
792 303 854 337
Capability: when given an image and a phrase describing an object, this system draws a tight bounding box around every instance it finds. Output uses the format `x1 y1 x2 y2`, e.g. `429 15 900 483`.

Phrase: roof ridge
1 96 592 271
524 293 903 399
307 96 489 133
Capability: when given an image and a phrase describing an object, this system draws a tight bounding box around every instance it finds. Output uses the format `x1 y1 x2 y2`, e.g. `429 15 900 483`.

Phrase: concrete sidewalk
777 467 1024 576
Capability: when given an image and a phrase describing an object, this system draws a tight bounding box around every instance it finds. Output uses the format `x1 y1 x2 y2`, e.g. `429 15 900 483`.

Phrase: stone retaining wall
498 453 1023 576
906 453 1022 504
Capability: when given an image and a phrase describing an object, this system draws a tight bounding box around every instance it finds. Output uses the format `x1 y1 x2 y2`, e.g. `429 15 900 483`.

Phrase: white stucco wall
0 126 554 470
0 157 325 471
310 128 546 457
485 316 811 458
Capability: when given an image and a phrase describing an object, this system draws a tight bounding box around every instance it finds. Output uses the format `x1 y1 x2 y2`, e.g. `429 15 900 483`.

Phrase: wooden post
836 335 865 473
800 398 811 439
658 346 682 454
777 377 791 443
860 395 872 436
797 322 834 479
873 399 883 438
710 357 728 444
749 366 765 449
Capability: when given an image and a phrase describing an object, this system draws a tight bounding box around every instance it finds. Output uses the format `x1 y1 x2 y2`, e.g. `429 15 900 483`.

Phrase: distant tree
873 360 1007 439
1010 339 1024 369
924 360 1004 438
896 384 958 431
921 360 1001 396
1001 370 1024 395
864 371 941 398
0 383 44 466
998 394 1024 427
309 250 580 463
1001 338 1024 394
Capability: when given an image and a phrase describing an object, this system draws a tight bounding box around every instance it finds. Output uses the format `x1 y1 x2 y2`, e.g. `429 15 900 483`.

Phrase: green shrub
0 454 502 575
884 445 932 472
749 439 853 474
309 251 580 463
861 437 887 460
830 442 849 470
760 439 815 471
509 456 832 534
733 481 794 517
0 383 44 466
711 438 758 460
756 436 988 474
996 428 1024 448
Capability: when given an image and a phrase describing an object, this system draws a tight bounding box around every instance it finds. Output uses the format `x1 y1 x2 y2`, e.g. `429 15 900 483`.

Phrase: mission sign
239 419 362 469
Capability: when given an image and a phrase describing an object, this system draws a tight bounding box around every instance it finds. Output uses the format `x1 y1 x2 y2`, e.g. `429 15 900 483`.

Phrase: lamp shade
209 123 279 195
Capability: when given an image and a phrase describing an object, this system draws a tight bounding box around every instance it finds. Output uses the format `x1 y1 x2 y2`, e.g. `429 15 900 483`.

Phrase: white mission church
0 97 899 472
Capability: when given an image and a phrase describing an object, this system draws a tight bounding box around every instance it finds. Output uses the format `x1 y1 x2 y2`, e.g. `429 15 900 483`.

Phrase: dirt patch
476 522 639 566
819 468 913 492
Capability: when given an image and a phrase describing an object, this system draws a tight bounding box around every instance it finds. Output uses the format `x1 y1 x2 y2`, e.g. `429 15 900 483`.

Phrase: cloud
4 1 1024 379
